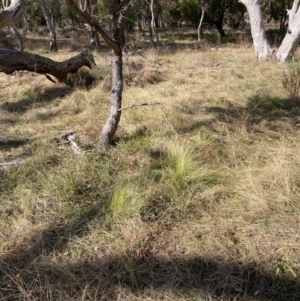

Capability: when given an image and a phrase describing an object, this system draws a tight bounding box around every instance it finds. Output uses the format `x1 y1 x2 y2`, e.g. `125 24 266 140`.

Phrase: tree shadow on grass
0 86 73 114
0 138 30 150
1 240 299 300
172 94 300 145
197 94 300 135
0 203 108 299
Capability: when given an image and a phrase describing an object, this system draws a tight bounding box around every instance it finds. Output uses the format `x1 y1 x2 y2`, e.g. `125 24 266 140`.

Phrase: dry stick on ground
0 158 31 171
0 133 83 171
119 102 179 137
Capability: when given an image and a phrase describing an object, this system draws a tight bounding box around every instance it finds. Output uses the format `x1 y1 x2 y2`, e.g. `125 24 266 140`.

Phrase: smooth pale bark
0 0 25 27
197 6 206 47
239 0 271 59
0 47 94 85
150 0 160 49
65 0 130 146
39 0 58 51
277 0 300 62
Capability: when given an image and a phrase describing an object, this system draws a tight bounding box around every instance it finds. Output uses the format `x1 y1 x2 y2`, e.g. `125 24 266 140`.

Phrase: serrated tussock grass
1 29 300 301
151 141 219 197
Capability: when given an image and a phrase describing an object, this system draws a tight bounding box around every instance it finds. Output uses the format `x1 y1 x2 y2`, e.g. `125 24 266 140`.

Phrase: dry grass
1 28 300 301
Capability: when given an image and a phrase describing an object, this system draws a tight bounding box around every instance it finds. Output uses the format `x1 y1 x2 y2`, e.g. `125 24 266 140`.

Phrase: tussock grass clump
124 51 166 87
109 182 145 221
67 66 95 88
282 58 300 97
1 29 300 301
152 141 217 195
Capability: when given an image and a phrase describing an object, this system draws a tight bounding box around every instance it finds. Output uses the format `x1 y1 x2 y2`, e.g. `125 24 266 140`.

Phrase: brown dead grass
1 29 300 301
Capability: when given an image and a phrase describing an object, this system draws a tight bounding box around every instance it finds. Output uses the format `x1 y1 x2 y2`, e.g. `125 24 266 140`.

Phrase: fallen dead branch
0 47 95 86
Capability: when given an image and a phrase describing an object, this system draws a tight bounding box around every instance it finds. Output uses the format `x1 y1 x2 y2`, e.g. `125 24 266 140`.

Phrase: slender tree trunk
89 0 101 49
39 0 58 51
239 0 271 59
90 29 101 49
277 0 300 63
150 0 160 50
197 6 205 47
79 0 101 49
146 4 155 46
10 26 24 51
99 53 123 145
64 0 130 146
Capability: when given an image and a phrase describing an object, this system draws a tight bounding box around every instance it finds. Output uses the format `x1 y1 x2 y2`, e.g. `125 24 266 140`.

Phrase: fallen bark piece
52 131 83 154
0 158 31 170
67 133 83 155
0 47 95 86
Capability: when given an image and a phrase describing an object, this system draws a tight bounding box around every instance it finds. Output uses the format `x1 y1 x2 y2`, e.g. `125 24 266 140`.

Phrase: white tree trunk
197 5 206 47
150 0 160 50
277 0 300 63
239 0 271 59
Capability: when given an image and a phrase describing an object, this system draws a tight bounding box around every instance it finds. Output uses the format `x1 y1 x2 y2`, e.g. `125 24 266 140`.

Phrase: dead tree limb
0 47 95 85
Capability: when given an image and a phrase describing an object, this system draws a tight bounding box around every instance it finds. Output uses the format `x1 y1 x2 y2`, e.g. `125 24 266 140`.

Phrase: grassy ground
1 27 300 300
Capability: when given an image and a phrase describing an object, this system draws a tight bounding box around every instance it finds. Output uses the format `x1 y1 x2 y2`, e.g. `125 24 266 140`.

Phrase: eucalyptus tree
147 0 161 48
65 0 131 145
277 0 300 62
39 0 58 51
198 0 208 45
240 0 300 62
177 0 243 36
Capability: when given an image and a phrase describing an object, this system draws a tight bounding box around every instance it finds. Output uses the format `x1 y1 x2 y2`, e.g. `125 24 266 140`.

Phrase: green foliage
178 0 201 26
275 256 297 278
110 183 144 220
282 59 300 97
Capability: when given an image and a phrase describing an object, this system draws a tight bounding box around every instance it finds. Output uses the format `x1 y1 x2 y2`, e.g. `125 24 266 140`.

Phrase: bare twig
119 102 161 111
119 102 179 137
157 103 178 137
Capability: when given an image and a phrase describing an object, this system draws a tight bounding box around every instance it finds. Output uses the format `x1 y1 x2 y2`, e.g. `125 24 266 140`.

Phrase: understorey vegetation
0 26 300 300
